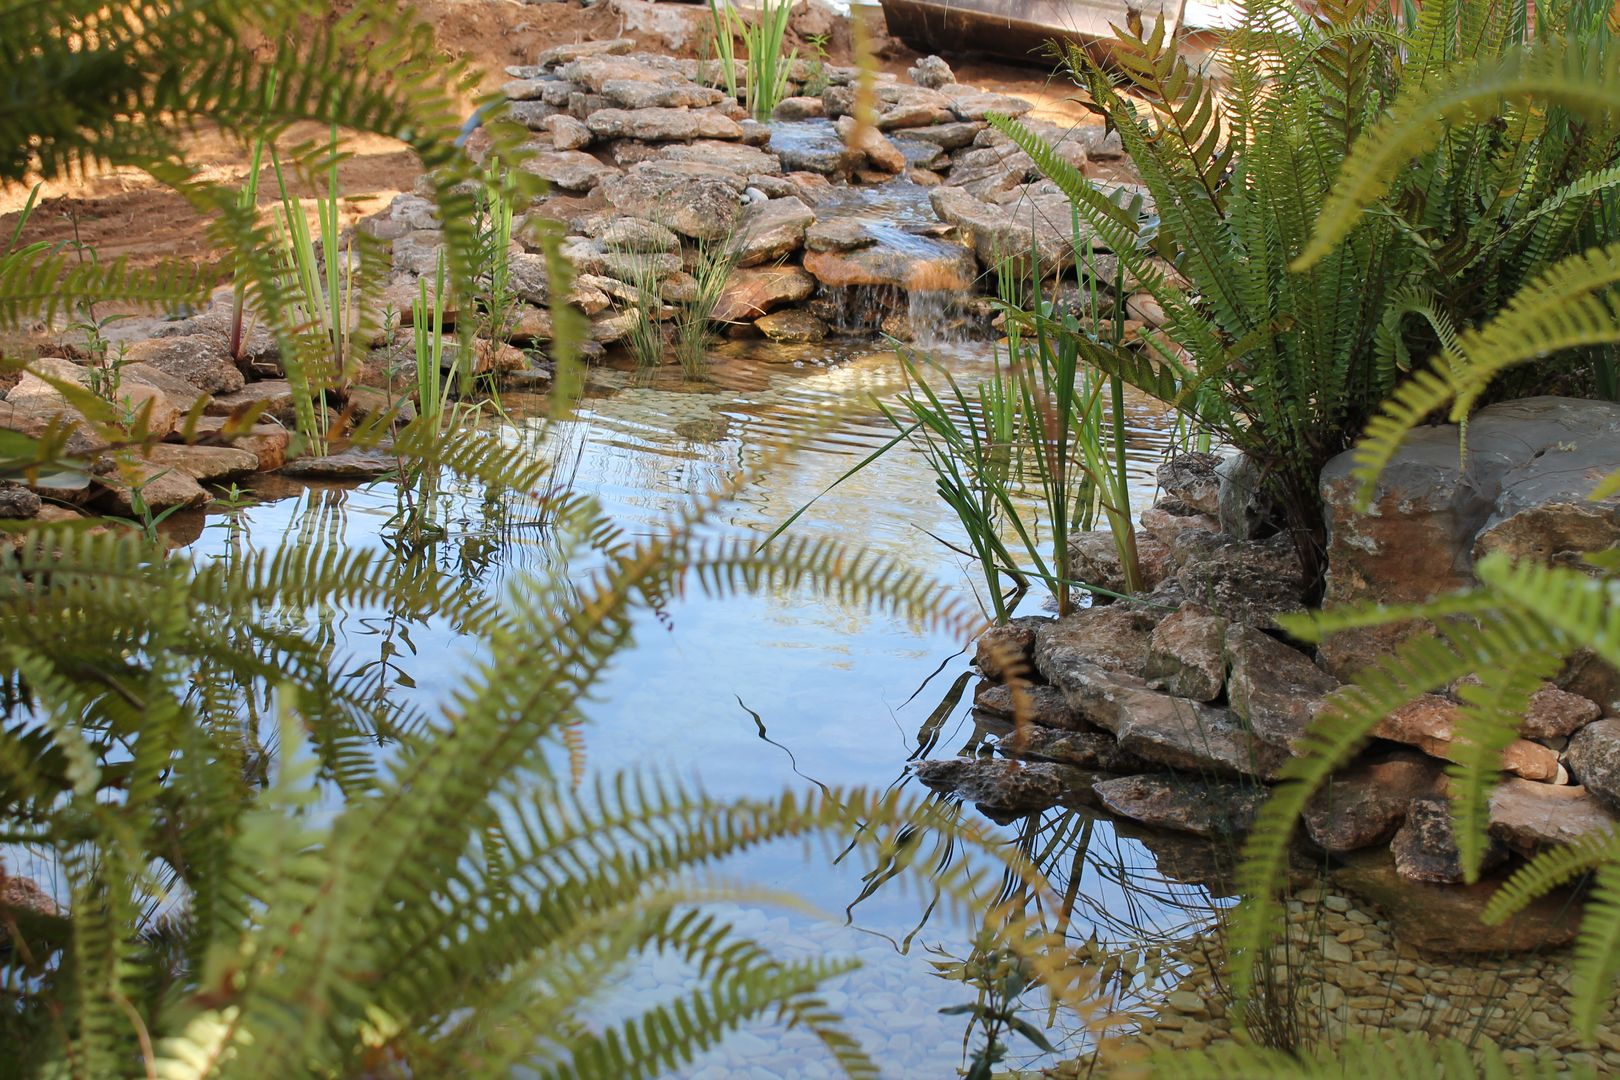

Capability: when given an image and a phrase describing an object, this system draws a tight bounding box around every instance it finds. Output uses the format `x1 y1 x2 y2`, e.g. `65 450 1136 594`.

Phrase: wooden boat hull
877 0 1186 67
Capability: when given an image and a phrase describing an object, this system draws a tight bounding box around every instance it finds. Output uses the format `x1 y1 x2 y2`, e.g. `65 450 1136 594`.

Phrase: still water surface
189 341 1221 1077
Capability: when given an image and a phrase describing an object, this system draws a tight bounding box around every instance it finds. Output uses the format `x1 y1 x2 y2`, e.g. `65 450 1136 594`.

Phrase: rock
601 162 745 241
182 416 290 472
518 149 617 192
804 218 876 253
986 722 1150 771
769 119 865 176
599 79 726 110
974 615 1047 681
891 136 947 170
1567 719 1620 812
1303 748 1446 852
802 239 976 293
911 758 1100 821
138 443 260 482
356 192 441 241
1172 532 1307 630
941 86 1034 121
656 139 782 177
712 266 816 322
1144 605 1228 702
1391 796 1508 884
1094 774 1265 837
1067 530 1170 598
1489 778 1619 854
585 107 743 143
506 100 561 129
1333 847 1582 954
1225 625 1340 753
542 114 593 150
0 872 58 919
1519 682 1601 741
1034 605 1161 682
901 121 985 150
1046 662 1288 780
833 115 905 172
91 459 211 515
503 76 556 102
279 447 396 480
908 55 955 89
1372 694 1563 782
929 185 1077 278
2 361 179 448
1214 452 1277 540
1558 649 1620 718
1318 397 1620 678
973 682 1086 731
773 96 825 120
536 37 636 68
1139 504 1221 548
121 336 245 396
729 197 815 266
590 217 681 254
204 380 300 428
120 362 211 414
0 483 41 519
754 310 826 343
1158 453 1222 515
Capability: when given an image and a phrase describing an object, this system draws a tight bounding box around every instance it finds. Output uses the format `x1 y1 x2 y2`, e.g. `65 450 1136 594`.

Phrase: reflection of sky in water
173 343 1219 1077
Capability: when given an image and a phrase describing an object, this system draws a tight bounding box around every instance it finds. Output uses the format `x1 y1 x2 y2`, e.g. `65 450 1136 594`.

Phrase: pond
180 340 1219 1077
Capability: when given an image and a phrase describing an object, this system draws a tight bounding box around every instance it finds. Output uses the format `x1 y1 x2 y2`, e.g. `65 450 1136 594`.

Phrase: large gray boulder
1567 718 1620 812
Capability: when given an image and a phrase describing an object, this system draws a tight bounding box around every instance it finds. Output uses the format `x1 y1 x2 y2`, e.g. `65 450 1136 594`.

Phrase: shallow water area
176 341 1211 1076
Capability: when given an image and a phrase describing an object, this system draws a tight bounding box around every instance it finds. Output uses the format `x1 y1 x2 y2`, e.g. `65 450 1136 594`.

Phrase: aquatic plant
615 249 670 370
708 0 797 122
991 0 1620 588
673 232 741 378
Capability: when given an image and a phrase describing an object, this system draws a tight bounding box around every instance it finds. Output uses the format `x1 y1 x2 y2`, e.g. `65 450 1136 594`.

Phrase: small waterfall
815 285 980 348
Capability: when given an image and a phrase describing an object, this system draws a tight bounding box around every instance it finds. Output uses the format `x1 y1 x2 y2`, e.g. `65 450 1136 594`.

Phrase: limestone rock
601 162 745 241
121 362 211 415
91 459 210 515
802 239 976 293
205 380 300 428
0 483 41 519
1225 625 1340 753
804 218 877 253
729 197 815 267
754 310 826 343
1139 504 1221 548
536 37 637 68
986 722 1150 772
1067 529 1171 599
1392 796 1508 884
3 361 179 449
1157 452 1222 515
1034 605 1160 682
1519 682 1602 741
769 119 864 176
901 121 985 150
121 336 244 396
974 615 1047 681
518 149 617 192
1489 778 1619 854
929 185 1077 278
599 79 726 110
140 443 260 482
506 100 561 129
908 55 955 89
591 217 681 254
1172 532 1306 630
833 115 906 173
773 96 825 121
1144 604 1227 702
1047 661 1289 780
1301 748 1445 852
1567 718 1620 812
1094 774 1265 837
542 114 593 151
712 266 815 321
911 758 1100 822
941 85 1034 122
1214 452 1277 540
585 107 743 143
280 447 396 480
1373 694 1562 782
183 416 290 472
973 681 1085 731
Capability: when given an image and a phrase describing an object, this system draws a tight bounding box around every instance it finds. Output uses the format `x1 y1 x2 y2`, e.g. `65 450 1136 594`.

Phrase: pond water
181 340 1220 1077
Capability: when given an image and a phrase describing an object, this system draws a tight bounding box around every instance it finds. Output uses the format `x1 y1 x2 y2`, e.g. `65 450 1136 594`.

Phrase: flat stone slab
280 447 396 481
911 758 1104 823
1093 774 1265 837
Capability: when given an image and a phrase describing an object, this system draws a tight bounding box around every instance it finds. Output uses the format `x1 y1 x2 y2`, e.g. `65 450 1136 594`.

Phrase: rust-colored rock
1373 694 1561 782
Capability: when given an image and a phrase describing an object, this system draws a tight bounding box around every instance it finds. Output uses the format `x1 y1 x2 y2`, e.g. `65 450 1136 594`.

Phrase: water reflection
171 341 1202 1076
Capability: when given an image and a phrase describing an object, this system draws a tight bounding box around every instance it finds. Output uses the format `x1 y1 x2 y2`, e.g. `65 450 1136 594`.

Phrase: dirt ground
4 0 1096 281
